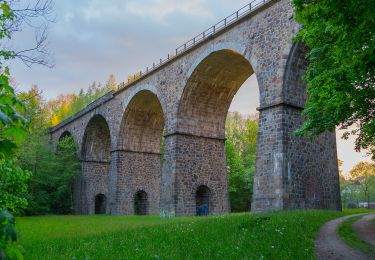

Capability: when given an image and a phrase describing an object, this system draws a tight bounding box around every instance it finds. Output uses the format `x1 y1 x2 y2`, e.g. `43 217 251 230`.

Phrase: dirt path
315 214 370 260
353 213 375 247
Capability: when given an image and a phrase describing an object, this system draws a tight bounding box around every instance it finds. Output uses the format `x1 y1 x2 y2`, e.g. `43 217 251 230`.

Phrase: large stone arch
114 87 165 215
161 48 258 216
78 114 111 214
177 48 255 138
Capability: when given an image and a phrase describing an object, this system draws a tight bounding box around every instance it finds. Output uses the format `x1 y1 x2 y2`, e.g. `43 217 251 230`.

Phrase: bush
0 210 23 259
0 160 31 214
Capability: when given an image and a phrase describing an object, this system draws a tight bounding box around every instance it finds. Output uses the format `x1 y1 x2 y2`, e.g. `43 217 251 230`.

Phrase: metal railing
122 0 271 88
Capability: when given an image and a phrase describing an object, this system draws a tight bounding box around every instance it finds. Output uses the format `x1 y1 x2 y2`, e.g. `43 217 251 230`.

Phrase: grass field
337 215 375 256
17 209 373 260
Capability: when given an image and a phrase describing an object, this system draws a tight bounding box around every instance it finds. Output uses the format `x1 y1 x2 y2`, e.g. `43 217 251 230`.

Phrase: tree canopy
293 0 375 158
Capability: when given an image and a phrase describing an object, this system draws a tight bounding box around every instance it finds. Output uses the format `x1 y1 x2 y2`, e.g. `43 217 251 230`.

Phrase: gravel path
315 214 370 260
353 213 375 247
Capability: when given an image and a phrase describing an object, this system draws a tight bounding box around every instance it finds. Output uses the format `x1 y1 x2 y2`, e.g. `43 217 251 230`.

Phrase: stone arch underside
160 49 256 216
77 115 111 214
114 90 164 215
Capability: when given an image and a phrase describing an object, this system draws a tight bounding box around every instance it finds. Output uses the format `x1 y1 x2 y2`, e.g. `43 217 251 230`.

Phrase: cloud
124 0 211 21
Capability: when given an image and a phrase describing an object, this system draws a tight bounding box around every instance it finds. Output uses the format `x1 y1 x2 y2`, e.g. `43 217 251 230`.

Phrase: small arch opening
95 194 107 214
134 191 148 215
195 185 210 216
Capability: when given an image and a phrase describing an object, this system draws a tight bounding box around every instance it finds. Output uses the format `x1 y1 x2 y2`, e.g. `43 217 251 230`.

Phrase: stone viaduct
50 0 341 216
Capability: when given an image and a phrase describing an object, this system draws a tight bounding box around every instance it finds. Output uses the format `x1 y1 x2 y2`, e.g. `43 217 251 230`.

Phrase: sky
9 0 371 174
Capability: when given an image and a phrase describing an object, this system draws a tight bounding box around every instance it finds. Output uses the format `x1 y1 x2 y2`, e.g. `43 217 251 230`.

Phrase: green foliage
15 86 81 215
0 69 28 159
0 211 23 260
18 135 80 215
18 86 50 136
0 160 31 214
0 2 27 159
292 0 375 158
0 3 29 258
16 210 372 259
0 1 15 61
225 112 258 212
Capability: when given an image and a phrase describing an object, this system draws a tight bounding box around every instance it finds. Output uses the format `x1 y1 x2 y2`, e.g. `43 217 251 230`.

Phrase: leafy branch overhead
292 0 375 158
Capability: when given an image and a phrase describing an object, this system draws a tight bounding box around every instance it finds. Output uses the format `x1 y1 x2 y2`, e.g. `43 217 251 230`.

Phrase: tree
293 0 375 158
348 162 375 207
226 137 248 212
18 85 50 134
0 67 28 158
0 1 54 257
0 160 31 214
17 88 80 215
1 0 54 67
225 112 258 212
19 134 80 215
105 74 117 91
48 74 116 126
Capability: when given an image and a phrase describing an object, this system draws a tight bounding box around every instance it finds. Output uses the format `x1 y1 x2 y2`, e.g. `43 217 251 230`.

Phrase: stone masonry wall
172 134 230 215
80 162 110 214
50 0 341 216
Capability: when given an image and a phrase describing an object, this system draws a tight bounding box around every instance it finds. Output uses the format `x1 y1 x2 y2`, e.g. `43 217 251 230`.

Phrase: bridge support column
108 151 120 215
77 160 110 214
160 133 230 216
251 104 341 213
114 150 161 215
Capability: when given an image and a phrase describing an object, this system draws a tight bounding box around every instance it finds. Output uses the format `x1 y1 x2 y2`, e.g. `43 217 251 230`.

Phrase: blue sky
9 0 371 174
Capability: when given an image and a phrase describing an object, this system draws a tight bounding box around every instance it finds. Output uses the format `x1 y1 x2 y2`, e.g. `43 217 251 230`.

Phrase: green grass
337 215 375 256
16 209 373 260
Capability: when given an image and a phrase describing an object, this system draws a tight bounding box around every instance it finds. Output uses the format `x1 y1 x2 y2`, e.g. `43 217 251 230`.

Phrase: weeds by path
337 215 375 256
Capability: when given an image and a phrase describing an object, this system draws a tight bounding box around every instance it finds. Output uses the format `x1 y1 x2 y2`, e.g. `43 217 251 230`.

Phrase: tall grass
17 209 373 260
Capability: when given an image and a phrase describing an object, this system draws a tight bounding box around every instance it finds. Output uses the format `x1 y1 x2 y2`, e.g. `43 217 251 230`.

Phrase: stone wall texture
50 0 341 216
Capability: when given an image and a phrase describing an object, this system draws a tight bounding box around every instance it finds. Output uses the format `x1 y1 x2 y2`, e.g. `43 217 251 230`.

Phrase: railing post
184 43 186 50
168 53 170 60
176 48 178 55
160 59 162 65
236 11 238 19
203 31 205 38
146 67 148 73
224 18 226 26
193 38 195 44
249 2 251 10
213 25 215 33
153 62 155 69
